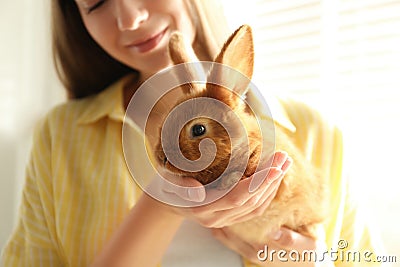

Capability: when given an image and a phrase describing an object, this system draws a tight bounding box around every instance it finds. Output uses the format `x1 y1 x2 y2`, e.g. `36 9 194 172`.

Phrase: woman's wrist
142 192 185 221
90 193 185 267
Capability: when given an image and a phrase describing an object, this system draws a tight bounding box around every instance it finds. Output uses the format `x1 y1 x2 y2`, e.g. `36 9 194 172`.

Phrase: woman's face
75 0 196 80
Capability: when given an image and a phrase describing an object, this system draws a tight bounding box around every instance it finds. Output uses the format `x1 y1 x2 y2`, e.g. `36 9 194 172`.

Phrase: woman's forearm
90 193 184 267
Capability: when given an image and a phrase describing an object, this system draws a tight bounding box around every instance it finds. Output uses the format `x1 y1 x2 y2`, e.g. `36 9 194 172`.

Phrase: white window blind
336 0 400 113
223 0 400 102
251 0 323 99
223 0 324 100
222 0 400 256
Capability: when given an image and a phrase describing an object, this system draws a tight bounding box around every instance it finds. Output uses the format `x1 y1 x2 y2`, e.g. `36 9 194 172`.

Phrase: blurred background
226 0 400 261
0 0 65 255
1 0 399 264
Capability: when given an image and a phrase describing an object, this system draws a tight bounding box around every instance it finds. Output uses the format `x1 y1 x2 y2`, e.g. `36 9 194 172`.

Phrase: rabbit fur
146 25 329 244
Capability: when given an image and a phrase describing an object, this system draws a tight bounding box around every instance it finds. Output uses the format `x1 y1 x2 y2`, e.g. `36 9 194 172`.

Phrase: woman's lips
129 28 168 53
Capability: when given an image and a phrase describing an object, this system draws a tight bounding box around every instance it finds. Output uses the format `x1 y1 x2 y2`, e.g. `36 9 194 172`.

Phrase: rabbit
147 24 329 245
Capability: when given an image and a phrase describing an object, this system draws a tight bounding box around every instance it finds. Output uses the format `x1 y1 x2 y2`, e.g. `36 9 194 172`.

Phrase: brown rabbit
147 25 329 244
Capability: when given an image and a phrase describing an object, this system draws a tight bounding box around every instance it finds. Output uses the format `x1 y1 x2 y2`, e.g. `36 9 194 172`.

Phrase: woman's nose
115 0 149 31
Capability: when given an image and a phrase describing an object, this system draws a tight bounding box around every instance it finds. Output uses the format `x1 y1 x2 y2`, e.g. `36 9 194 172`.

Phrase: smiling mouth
129 28 168 53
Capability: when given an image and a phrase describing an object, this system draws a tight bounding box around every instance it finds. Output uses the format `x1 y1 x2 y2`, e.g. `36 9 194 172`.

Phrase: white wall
0 0 64 250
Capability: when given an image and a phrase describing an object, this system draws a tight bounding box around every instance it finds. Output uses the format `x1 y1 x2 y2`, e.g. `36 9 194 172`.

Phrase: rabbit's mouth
161 158 228 186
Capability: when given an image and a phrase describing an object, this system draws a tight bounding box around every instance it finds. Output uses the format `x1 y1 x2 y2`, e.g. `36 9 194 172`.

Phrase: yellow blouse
1 75 385 267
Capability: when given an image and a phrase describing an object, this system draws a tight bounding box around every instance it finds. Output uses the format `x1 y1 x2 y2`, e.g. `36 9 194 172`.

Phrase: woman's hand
212 226 334 267
162 151 292 228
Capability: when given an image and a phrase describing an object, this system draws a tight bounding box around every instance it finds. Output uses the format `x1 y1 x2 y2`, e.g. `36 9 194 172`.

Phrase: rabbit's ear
207 25 254 105
168 32 205 95
168 32 195 65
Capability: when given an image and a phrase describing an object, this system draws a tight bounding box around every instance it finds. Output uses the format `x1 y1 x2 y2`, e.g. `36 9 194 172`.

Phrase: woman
1 0 384 266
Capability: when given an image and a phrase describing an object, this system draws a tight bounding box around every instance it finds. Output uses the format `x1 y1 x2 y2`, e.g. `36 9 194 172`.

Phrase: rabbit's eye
191 124 206 137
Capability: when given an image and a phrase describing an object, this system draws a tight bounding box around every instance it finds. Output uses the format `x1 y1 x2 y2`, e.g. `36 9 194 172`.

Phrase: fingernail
276 151 288 168
188 187 205 202
281 156 293 173
269 230 282 241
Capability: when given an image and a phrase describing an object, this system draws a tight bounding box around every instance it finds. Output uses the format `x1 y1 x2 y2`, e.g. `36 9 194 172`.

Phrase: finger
280 156 293 173
199 167 281 214
206 158 289 225
182 155 290 212
267 227 317 250
248 166 283 193
255 151 288 171
272 151 289 168
227 177 282 225
211 176 281 227
182 152 290 209
249 152 292 193
161 174 206 202
245 157 291 211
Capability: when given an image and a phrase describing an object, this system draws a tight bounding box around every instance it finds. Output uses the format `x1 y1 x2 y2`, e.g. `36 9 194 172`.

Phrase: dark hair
51 0 230 99
51 1 134 99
